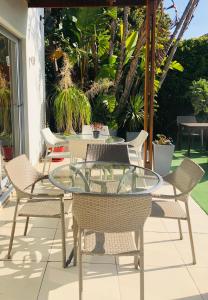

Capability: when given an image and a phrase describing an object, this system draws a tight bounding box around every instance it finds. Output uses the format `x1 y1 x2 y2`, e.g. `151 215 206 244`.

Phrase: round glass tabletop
57 134 124 144
49 162 162 195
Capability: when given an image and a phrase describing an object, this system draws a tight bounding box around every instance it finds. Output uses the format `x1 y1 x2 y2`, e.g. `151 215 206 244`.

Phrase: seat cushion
18 198 68 218
151 200 187 220
82 231 139 255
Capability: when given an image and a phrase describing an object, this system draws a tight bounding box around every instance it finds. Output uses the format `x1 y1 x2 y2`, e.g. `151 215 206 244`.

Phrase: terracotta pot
51 146 64 162
2 146 13 161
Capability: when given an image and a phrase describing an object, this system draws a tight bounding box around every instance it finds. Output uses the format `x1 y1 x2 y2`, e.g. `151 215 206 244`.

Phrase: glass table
49 161 162 195
49 162 162 266
56 133 124 144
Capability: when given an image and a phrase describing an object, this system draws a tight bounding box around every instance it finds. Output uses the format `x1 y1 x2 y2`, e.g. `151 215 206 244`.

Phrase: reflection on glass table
49 162 162 195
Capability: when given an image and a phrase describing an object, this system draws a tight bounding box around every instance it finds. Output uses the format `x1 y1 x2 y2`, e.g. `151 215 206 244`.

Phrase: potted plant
91 122 103 138
153 134 175 176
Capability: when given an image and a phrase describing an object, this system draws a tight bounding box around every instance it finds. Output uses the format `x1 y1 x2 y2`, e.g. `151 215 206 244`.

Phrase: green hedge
156 36 208 140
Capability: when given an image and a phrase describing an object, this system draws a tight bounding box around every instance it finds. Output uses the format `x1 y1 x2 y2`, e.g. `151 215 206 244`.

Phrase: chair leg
73 217 78 266
134 231 139 269
24 217 30 236
60 196 66 268
8 198 20 259
78 230 83 300
42 146 49 174
177 219 183 240
140 227 144 300
185 201 196 264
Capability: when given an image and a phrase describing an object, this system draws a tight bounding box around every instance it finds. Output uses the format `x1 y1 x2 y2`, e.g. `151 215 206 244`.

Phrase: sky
164 0 208 39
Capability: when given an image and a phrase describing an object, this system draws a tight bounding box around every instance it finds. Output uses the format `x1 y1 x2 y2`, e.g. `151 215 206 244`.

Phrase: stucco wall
0 1 45 165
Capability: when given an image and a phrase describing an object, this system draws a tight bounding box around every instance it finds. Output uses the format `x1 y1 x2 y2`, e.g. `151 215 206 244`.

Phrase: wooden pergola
28 0 159 168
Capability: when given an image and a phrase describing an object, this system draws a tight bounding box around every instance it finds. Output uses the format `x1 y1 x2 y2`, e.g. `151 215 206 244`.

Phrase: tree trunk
109 19 117 57
159 0 199 88
115 7 130 87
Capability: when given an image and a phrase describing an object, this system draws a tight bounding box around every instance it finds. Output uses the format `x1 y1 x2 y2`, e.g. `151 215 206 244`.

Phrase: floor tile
38 262 120 300
0 227 56 262
0 260 46 300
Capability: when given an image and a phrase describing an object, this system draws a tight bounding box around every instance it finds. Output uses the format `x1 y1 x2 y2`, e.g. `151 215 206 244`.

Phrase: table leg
201 129 204 151
187 132 191 157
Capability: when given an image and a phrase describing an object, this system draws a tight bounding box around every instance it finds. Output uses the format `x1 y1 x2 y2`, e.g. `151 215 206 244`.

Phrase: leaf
124 31 138 65
106 8 117 20
170 60 184 72
120 21 124 41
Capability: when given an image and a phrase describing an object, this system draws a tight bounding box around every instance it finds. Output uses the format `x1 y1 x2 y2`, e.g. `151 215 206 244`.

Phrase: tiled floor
0 161 208 300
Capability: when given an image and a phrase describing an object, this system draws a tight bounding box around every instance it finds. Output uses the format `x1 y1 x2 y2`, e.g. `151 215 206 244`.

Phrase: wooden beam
28 0 148 8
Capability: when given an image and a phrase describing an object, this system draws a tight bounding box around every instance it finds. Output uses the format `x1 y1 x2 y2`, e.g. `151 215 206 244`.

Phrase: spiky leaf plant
54 53 91 133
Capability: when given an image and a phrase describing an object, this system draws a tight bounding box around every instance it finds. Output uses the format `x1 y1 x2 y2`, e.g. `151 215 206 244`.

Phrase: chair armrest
151 192 188 202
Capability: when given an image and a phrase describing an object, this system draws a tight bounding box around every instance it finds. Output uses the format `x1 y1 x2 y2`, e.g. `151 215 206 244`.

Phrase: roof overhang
27 0 148 8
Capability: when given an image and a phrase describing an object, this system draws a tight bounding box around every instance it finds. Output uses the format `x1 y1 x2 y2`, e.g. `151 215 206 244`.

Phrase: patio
0 161 208 300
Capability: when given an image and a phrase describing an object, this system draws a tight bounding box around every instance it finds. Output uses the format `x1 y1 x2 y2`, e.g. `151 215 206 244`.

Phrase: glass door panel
0 30 22 198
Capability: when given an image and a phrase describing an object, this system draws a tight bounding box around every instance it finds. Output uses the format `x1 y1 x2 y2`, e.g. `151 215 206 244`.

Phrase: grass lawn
172 147 208 214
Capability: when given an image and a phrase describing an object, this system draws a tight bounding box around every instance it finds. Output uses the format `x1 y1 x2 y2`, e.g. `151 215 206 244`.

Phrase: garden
42 4 208 213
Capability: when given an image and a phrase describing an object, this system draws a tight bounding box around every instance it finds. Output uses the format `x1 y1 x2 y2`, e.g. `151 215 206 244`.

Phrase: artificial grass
172 148 208 214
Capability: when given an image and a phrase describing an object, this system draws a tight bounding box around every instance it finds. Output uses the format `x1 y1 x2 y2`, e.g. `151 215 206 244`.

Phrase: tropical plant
54 53 91 133
188 79 208 117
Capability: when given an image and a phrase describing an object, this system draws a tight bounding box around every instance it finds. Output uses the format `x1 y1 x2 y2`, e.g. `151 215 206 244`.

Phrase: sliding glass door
0 27 23 201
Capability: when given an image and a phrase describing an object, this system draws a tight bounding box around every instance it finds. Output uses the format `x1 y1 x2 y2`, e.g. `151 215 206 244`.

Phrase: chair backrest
4 154 42 198
165 158 204 194
72 193 152 232
86 144 130 164
176 116 197 125
82 125 110 136
41 127 60 147
69 139 105 160
128 130 148 151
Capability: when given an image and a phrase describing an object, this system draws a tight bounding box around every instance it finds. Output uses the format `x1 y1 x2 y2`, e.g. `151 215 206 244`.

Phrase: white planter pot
153 142 175 176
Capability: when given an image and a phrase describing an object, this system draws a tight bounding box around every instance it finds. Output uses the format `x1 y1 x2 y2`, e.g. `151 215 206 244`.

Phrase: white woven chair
41 128 71 174
128 130 148 166
151 158 204 264
82 125 110 136
4 154 68 267
72 193 152 300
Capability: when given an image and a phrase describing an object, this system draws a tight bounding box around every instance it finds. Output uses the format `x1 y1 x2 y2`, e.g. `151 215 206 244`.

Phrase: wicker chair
72 193 152 300
41 128 71 174
151 158 204 264
69 139 106 162
127 130 148 166
85 144 130 192
4 155 68 267
85 143 130 164
82 125 110 136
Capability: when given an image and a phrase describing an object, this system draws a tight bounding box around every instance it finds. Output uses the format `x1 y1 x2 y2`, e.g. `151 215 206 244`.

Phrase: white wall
0 1 45 165
25 8 45 165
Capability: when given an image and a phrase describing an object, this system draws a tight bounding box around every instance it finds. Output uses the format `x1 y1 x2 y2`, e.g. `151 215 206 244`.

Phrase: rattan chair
85 144 131 192
85 143 130 163
4 155 68 267
69 139 106 161
72 193 152 300
151 158 204 264
127 130 148 166
82 125 110 136
41 127 71 174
